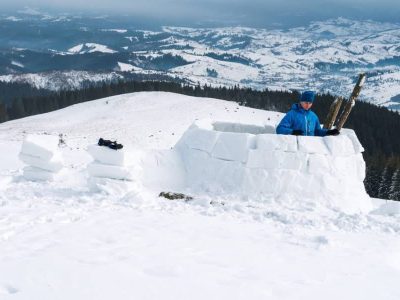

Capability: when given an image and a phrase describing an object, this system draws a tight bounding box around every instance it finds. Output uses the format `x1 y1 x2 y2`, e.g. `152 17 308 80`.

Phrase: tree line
0 79 399 200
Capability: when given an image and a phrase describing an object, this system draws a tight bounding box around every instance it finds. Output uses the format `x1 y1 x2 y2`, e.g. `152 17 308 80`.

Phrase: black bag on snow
98 138 123 150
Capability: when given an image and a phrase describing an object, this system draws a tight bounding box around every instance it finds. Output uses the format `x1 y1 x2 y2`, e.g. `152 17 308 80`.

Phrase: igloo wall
174 119 372 214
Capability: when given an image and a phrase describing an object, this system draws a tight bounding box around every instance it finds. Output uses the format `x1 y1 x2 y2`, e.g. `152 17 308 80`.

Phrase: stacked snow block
87 145 131 180
174 120 372 214
19 134 63 181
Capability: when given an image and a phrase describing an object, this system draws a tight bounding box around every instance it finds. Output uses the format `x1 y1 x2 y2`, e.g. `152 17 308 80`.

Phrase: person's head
299 91 315 110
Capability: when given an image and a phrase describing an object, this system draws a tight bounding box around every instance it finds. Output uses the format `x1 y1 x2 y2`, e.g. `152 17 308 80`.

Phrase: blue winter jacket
276 103 327 136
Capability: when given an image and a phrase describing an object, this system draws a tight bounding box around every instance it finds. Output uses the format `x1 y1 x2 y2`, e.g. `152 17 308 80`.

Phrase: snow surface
0 92 399 299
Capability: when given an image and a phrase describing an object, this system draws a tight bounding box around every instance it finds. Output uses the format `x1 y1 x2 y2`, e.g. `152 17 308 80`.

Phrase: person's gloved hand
326 128 340 136
291 129 304 136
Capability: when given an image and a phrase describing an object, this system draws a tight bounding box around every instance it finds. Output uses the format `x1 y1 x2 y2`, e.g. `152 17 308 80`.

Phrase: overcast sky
3 0 400 27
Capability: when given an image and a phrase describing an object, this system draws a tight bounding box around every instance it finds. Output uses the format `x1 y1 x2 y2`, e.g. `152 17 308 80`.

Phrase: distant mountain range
1 9 400 110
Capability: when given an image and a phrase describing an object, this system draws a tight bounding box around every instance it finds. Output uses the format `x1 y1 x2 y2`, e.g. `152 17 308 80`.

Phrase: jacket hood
291 103 310 113
291 103 301 111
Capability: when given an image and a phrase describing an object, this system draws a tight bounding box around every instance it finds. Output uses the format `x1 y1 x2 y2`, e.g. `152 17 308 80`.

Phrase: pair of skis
323 73 366 130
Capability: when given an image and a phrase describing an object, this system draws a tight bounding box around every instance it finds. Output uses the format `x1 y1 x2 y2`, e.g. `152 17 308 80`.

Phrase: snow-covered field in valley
0 92 399 299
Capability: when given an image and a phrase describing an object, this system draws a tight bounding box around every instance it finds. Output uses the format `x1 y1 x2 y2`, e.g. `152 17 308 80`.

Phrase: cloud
3 0 400 27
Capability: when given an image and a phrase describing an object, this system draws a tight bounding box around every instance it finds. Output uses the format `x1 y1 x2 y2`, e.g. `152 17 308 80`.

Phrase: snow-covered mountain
0 91 399 299
1 11 400 109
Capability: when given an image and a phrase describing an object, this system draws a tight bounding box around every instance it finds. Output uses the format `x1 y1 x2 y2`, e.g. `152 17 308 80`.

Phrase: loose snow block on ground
20 134 59 161
19 153 63 172
174 120 372 214
23 166 54 181
87 162 132 180
87 145 127 166
19 134 64 181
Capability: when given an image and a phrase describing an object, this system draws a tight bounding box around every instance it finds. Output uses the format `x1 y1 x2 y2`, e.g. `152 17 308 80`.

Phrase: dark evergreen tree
389 169 400 201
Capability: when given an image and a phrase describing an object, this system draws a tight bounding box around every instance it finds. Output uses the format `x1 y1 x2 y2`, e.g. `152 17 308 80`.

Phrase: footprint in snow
0 284 19 295
312 235 329 248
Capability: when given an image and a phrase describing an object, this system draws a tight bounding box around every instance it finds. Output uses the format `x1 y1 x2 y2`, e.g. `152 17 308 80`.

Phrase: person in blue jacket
276 91 340 136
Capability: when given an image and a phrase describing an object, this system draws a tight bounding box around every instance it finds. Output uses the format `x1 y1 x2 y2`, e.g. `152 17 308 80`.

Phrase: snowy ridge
68 43 117 54
0 94 399 298
0 71 122 91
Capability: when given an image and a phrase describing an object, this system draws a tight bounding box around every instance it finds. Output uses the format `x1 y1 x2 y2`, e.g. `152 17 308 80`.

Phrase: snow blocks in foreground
19 134 64 181
87 145 132 180
175 120 372 214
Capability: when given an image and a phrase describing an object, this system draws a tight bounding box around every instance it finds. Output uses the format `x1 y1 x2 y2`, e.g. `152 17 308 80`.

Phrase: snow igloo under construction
174 119 372 214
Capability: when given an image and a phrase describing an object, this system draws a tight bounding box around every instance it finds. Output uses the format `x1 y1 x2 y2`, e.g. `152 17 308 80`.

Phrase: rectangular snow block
246 150 285 169
19 153 63 173
298 136 330 155
213 122 273 135
246 149 265 168
341 129 364 153
324 135 355 156
21 134 59 160
321 174 346 197
264 151 284 169
307 154 331 174
355 153 366 181
23 166 55 181
87 145 127 166
180 147 210 175
331 154 366 181
331 155 358 178
242 168 269 194
259 172 281 194
180 128 220 153
289 173 322 199
213 160 246 192
280 152 307 171
211 132 253 163
256 134 297 152
87 162 132 180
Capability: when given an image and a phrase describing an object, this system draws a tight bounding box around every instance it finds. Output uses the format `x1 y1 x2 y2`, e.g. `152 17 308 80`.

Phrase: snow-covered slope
0 92 399 299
